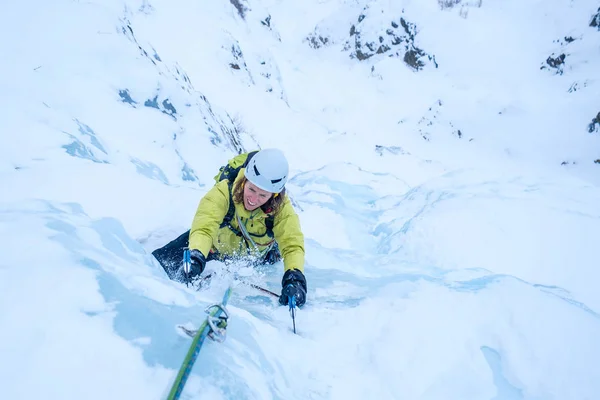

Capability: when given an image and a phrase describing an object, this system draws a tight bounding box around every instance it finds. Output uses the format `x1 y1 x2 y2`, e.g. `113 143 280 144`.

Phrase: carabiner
205 303 230 342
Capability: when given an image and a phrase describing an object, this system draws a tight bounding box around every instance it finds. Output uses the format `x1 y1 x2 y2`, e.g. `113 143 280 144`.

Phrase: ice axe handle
183 248 191 286
288 293 297 334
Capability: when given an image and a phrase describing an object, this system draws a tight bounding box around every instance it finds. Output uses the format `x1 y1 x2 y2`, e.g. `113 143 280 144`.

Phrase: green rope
167 286 233 400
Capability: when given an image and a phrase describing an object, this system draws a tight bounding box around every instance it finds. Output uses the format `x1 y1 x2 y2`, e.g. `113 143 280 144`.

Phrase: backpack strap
219 180 241 236
265 215 275 238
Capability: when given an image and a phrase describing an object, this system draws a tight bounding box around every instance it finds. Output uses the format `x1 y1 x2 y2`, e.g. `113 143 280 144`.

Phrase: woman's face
243 180 273 211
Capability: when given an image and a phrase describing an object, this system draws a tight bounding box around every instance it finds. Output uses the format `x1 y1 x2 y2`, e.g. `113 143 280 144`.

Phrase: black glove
188 249 206 279
278 269 307 307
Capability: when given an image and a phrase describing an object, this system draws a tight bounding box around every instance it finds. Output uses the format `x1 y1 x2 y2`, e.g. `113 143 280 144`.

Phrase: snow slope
1 0 599 399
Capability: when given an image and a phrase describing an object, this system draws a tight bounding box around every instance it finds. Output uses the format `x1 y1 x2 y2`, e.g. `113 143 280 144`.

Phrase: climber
152 148 307 307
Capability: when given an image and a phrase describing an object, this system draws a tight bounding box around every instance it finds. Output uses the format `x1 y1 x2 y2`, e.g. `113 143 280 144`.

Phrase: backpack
215 151 275 239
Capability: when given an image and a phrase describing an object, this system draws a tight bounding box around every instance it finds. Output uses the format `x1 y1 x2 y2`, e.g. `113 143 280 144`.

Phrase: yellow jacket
189 169 305 272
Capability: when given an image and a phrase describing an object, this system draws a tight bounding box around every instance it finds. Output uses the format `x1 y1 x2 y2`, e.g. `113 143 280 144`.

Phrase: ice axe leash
246 281 280 298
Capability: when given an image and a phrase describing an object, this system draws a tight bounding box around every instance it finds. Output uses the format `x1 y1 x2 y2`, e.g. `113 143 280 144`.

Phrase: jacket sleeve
273 198 305 273
189 181 229 257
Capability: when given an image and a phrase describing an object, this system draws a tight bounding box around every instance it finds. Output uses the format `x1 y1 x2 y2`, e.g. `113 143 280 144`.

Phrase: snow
1 0 600 399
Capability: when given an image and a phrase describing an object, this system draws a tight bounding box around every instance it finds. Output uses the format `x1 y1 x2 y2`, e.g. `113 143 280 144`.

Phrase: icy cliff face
1 0 599 399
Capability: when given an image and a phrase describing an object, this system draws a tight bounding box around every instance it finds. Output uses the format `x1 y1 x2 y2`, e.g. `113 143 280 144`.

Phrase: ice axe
182 248 192 287
287 288 297 334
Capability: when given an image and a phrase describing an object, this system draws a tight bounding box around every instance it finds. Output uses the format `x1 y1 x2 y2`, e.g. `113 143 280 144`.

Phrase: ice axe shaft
183 248 192 287
288 294 297 334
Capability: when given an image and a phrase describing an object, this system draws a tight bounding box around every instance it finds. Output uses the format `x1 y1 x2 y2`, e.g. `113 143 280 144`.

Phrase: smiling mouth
247 199 256 206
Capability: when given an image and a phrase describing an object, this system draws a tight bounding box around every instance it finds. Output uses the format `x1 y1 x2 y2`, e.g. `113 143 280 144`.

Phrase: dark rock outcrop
348 13 437 70
590 8 600 29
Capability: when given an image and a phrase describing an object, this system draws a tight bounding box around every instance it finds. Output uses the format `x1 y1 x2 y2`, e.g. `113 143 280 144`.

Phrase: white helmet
245 148 289 193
